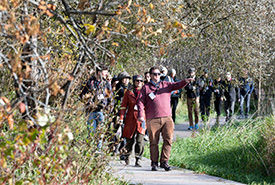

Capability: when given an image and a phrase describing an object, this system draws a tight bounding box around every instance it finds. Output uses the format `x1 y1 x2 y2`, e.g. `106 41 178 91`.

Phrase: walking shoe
160 161 172 171
188 126 193 130
125 157 129 165
195 124 199 130
151 162 158 171
135 158 142 167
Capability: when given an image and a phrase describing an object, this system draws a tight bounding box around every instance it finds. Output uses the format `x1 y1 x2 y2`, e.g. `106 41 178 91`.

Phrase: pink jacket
137 80 188 119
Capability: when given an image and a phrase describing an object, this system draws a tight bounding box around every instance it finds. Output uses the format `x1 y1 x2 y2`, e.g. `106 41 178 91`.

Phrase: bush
0 101 123 184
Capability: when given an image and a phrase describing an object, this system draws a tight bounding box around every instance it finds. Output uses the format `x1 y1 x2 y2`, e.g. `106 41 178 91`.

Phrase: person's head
144 71 151 83
226 72 231 81
132 75 144 89
111 75 119 86
203 69 209 77
160 66 168 76
149 66 161 83
96 64 108 80
118 71 131 85
188 67 196 77
169 68 176 78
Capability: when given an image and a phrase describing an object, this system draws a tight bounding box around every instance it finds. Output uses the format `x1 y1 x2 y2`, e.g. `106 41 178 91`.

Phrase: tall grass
168 117 275 184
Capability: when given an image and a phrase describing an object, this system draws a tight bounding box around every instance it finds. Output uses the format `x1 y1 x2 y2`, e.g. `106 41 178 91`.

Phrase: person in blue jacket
238 69 254 119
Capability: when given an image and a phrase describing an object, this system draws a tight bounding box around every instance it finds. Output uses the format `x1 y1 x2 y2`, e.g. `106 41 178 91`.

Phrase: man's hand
138 117 145 122
118 119 124 125
186 78 195 83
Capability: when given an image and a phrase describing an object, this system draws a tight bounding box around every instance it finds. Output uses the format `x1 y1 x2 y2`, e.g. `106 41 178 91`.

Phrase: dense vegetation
144 114 275 184
0 0 274 184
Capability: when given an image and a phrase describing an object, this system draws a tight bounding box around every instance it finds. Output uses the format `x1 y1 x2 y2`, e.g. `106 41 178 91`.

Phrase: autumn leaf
20 34 30 44
19 102 26 113
149 3 154 9
112 42 119 47
8 114 14 130
47 4 56 10
84 24 96 34
46 10 54 17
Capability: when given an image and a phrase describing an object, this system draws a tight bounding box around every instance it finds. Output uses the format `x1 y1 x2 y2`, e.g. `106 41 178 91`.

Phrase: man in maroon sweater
137 66 193 171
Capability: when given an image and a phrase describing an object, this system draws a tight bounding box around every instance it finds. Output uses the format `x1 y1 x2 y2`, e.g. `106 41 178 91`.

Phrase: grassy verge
144 116 275 184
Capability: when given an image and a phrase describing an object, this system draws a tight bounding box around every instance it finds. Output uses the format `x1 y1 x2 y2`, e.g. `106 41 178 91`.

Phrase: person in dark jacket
119 75 146 167
80 65 112 149
222 72 240 122
238 69 254 119
114 71 132 155
199 69 213 122
185 68 200 130
169 68 182 123
160 66 174 82
213 76 223 125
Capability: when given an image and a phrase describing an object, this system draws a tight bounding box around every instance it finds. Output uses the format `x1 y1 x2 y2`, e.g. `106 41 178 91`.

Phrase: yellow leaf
0 158 7 168
112 42 119 47
149 3 154 9
84 24 96 34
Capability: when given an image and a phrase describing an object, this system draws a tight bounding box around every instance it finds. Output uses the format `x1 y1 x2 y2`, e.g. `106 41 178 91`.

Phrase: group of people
185 67 254 130
80 64 254 172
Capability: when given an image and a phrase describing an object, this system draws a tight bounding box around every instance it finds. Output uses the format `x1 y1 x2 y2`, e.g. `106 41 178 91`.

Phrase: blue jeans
240 94 251 116
87 111 105 149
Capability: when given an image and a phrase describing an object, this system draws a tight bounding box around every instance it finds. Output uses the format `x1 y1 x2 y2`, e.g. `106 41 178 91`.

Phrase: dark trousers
240 94 251 116
200 95 211 121
214 96 222 117
224 99 235 121
170 97 179 123
125 131 144 159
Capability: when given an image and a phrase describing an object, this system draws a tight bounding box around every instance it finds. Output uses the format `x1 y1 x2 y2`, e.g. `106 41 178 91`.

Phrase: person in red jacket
137 66 193 171
119 75 146 167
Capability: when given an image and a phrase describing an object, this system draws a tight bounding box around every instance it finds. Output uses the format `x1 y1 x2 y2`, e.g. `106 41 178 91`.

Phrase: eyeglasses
151 73 161 76
135 80 143 82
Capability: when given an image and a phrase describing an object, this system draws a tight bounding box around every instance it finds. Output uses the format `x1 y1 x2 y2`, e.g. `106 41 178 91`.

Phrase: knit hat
118 71 131 80
132 75 143 83
204 69 209 74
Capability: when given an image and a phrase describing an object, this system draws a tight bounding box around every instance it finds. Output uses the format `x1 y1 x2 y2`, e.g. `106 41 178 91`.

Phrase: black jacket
213 79 223 98
199 75 213 97
185 76 200 98
80 76 112 112
222 78 240 102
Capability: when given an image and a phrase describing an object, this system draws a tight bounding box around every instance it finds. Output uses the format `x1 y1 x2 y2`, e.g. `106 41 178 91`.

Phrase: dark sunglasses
135 80 143 82
151 73 161 76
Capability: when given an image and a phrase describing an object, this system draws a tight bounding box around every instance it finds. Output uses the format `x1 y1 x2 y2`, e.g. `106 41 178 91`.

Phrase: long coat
120 89 146 139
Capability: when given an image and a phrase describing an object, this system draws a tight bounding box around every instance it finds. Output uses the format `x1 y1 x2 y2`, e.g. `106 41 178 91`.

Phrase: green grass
144 117 275 184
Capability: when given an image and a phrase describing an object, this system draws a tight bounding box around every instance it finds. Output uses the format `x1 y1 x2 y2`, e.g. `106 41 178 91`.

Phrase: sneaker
151 162 158 171
188 126 193 130
238 115 244 119
144 135 149 141
160 161 172 171
135 158 142 167
195 124 199 130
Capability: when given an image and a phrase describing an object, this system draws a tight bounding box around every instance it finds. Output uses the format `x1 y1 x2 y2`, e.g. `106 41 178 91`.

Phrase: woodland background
0 0 274 184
